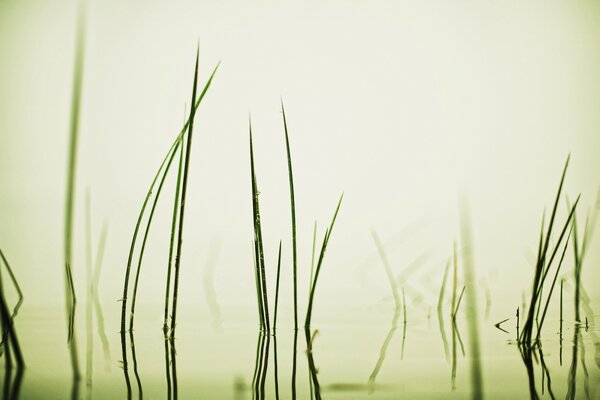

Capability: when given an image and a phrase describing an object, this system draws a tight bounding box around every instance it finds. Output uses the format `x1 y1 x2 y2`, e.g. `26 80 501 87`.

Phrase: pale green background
0 0 599 328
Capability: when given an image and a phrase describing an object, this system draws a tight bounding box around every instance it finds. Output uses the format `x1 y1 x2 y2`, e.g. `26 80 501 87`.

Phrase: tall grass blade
170 46 201 337
249 122 270 332
281 101 298 330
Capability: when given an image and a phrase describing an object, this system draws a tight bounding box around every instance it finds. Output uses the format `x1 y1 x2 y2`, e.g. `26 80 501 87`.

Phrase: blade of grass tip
273 241 282 331
308 221 317 297
536 224 572 340
281 100 298 330
305 194 343 328
164 133 185 333
170 46 201 337
129 138 183 331
63 1 85 383
0 250 23 320
250 121 269 331
120 61 220 334
540 155 570 266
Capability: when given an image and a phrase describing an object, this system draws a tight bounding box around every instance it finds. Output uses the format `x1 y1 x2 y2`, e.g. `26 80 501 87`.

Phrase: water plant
119 50 219 334
520 156 579 346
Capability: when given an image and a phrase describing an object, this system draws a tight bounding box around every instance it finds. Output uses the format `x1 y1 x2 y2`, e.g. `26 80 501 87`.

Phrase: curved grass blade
120 59 220 334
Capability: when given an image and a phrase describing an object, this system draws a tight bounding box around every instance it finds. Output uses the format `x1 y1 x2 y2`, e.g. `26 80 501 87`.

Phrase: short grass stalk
305 194 343 328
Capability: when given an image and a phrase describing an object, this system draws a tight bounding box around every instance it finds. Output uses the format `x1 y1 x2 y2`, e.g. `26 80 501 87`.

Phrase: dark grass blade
305 194 343 328
281 100 298 330
170 46 201 337
164 140 185 333
249 123 270 332
120 61 220 334
273 241 282 331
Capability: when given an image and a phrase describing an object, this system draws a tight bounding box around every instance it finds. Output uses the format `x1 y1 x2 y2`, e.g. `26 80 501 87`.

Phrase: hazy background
1 0 599 328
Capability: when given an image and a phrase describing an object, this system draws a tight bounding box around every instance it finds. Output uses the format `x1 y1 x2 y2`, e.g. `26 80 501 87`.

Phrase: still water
7 302 600 399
